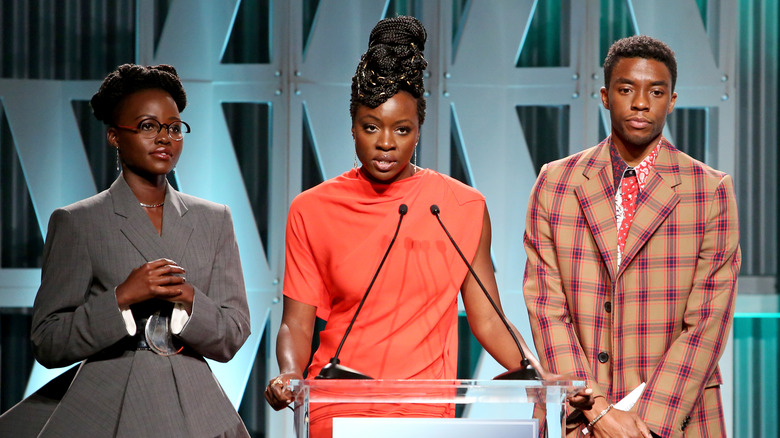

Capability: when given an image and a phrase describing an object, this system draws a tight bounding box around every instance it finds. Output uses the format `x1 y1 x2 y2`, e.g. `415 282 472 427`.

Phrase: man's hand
567 387 595 411
542 372 595 411
585 397 652 438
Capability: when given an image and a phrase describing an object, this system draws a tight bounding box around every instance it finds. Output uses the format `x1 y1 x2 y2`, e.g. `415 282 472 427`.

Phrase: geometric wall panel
302 103 325 191
449 106 474 187
223 102 272 260
516 105 570 174
303 0 322 58
736 0 779 277
516 0 570 67
0 102 43 268
666 107 710 163
223 0 272 64
0 312 35 413
153 0 172 53
237 319 271 436
0 1 136 81
71 100 117 193
599 0 637 62
447 0 548 310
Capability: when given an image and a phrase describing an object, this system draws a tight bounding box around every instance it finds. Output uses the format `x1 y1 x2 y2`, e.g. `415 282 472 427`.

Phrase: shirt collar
609 137 660 192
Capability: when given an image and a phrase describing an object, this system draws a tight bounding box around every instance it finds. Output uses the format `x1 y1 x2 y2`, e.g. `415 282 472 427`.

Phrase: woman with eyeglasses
16 64 251 437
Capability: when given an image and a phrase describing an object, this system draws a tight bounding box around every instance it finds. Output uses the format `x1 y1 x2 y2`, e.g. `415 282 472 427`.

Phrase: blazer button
598 352 610 363
604 301 612 313
681 415 691 430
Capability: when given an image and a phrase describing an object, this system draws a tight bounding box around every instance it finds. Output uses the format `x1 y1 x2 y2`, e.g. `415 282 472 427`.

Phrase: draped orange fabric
283 168 485 437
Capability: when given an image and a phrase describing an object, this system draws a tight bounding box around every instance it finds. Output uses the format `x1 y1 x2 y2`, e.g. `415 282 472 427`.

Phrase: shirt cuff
170 303 190 334
121 308 136 336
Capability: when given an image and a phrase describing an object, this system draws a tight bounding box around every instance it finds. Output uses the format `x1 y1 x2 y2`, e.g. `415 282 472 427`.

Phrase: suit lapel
111 176 192 263
161 185 193 264
618 141 681 276
111 176 167 262
574 143 618 281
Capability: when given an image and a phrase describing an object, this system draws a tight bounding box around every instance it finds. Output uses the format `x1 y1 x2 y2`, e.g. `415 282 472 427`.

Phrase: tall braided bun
350 16 428 124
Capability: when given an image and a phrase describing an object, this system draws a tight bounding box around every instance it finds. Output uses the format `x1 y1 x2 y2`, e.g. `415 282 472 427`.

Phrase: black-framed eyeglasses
115 118 191 141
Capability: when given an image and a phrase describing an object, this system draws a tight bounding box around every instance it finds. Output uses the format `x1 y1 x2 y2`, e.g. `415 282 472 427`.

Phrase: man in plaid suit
523 36 740 437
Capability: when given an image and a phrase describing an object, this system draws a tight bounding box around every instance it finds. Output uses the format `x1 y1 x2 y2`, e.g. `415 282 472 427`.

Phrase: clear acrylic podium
289 379 584 438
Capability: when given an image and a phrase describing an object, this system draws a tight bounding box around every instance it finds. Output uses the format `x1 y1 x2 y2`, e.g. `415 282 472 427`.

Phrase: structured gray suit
1 175 251 437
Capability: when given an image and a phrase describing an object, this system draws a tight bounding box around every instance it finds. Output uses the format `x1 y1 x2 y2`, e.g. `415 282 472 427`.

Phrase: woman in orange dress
264 16 590 437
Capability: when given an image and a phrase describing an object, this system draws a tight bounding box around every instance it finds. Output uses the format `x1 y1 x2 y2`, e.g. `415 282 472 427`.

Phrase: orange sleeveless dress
283 168 485 437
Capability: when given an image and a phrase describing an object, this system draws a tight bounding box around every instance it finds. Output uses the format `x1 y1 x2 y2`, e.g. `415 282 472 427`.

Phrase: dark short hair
350 15 428 125
90 64 187 125
603 35 677 91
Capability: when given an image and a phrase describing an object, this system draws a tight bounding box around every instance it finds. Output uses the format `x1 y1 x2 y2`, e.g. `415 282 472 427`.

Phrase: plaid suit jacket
523 137 740 438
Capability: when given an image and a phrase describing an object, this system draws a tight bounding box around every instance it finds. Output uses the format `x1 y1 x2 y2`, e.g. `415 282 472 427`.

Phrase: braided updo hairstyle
350 16 428 124
90 64 187 125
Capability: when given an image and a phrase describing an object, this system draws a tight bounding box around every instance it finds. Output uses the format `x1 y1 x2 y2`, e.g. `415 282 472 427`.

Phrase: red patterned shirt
610 142 660 266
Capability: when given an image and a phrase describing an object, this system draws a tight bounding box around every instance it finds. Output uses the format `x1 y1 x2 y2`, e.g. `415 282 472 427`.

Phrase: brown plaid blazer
523 137 740 437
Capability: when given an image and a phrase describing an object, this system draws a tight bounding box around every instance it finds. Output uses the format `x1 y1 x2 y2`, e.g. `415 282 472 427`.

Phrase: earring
413 146 418 172
354 153 358 169
116 149 120 173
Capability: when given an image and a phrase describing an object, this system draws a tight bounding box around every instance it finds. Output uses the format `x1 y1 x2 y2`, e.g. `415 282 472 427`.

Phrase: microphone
316 203 409 379
430 204 541 380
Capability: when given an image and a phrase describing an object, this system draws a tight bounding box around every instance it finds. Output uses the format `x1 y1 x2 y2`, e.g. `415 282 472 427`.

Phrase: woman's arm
462 206 594 411
460 207 544 374
173 205 251 362
264 296 317 410
31 209 130 368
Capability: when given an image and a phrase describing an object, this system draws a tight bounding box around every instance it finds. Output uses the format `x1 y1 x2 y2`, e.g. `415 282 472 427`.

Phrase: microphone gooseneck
316 203 409 380
429 204 541 380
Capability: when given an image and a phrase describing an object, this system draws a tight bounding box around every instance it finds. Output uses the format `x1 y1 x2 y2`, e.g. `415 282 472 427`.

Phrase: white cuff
170 303 190 334
121 308 136 336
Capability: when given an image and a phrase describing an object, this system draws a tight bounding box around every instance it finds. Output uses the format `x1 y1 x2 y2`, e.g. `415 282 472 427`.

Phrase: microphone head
493 359 542 381
430 205 440 215
398 204 408 215
316 361 374 380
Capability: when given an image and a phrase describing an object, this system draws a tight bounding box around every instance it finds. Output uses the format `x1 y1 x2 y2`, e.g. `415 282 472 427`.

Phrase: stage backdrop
0 1 776 437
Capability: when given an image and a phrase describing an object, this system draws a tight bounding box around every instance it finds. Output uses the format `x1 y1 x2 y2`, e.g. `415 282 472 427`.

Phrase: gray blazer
4 176 250 437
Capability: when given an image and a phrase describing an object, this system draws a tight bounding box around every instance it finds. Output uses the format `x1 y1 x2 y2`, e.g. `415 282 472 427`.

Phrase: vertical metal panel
734 314 780 437
737 0 779 277
732 3 780 437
